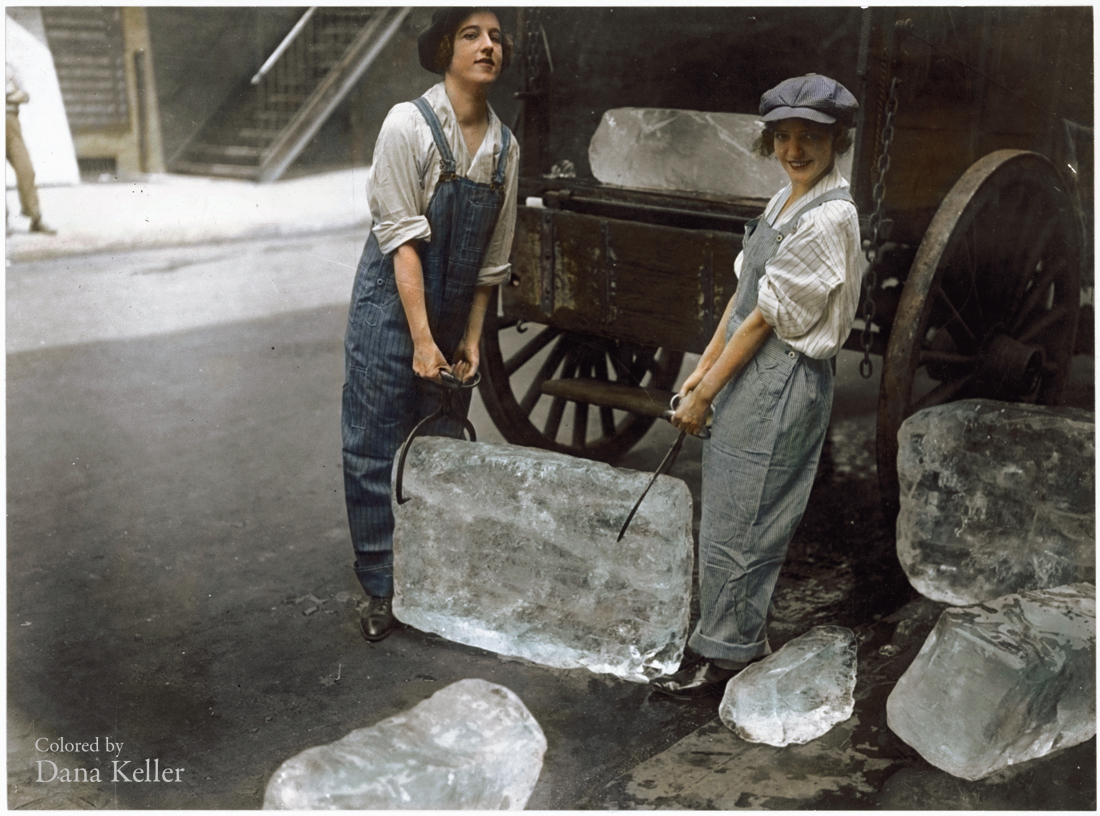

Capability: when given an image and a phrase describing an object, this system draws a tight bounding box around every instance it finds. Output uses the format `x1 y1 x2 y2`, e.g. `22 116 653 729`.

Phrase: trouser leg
6 113 40 222
341 364 467 598
341 359 414 598
688 361 832 662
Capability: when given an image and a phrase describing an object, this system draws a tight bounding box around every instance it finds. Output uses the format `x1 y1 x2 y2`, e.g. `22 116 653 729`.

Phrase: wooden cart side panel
505 207 741 354
870 7 1093 245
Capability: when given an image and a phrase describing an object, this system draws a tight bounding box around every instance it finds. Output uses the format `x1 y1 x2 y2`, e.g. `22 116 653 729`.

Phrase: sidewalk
5 168 372 263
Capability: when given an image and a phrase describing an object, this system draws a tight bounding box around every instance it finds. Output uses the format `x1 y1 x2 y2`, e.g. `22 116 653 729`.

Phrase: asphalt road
7 229 1095 809
8 229 721 809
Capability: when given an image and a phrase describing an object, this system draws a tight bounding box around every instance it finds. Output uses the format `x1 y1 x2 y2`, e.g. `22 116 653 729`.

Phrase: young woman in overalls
342 8 518 643
652 74 862 698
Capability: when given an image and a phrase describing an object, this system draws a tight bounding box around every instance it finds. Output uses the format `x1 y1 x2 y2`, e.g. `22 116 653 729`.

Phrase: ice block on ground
588 107 853 199
896 399 1095 606
263 678 546 810
719 625 857 746
887 583 1095 780
392 438 694 682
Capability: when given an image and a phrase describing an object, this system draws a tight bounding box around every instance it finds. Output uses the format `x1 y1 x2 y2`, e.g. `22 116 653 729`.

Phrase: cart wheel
877 150 1082 511
479 302 684 462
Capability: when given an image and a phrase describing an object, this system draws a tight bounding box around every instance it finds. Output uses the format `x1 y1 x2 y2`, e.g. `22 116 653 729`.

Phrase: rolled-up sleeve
476 136 521 287
757 207 853 341
370 104 432 255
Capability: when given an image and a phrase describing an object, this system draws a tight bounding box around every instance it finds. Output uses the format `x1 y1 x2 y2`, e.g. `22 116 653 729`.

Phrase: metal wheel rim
877 149 1082 506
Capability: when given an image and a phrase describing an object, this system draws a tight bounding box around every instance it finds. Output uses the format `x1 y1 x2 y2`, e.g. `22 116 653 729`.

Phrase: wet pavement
6 174 1096 810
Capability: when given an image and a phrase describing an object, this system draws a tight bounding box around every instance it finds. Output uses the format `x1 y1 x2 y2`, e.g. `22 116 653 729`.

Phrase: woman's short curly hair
433 11 513 74
753 121 854 158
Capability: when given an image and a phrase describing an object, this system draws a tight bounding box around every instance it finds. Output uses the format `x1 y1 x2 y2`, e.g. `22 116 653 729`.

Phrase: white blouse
736 164 864 359
367 81 520 287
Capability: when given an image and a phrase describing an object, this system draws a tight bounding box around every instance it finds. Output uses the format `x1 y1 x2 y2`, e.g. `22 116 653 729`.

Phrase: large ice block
588 107 854 199
896 400 1095 606
887 583 1095 781
263 679 546 810
392 438 694 682
718 626 857 747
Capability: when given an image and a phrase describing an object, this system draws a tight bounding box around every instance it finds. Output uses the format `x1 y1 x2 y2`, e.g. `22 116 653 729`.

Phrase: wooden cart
477 7 1093 506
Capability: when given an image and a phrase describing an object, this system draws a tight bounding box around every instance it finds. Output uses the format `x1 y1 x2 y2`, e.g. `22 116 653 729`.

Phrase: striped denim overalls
341 97 511 598
688 187 855 663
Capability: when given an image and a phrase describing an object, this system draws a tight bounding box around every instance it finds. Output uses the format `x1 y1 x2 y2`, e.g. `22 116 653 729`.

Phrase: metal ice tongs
617 394 711 541
394 370 480 505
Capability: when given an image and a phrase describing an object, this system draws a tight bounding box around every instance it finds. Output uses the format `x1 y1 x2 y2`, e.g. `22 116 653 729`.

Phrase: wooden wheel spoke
571 398 589 447
599 405 617 437
959 217 982 295
918 348 979 369
519 339 569 415
932 287 979 343
568 355 590 447
505 326 560 377
1017 304 1071 344
608 347 633 382
543 396 566 438
910 372 975 415
627 348 657 385
1008 215 1059 303
1010 257 1067 334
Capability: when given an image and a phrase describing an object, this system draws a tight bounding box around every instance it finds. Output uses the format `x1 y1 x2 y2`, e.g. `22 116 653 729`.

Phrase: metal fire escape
169 7 410 182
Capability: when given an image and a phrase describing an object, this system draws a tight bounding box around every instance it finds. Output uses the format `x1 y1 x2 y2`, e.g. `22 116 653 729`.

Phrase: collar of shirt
764 164 850 228
422 81 503 170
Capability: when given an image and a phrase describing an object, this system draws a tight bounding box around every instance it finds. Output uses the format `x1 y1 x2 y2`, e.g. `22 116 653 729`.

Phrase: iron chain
523 14 545 94
859 76 899 379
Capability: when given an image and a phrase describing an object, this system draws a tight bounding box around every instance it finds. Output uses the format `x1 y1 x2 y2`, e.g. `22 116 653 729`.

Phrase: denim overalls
689 187 855 663
342 97 511 598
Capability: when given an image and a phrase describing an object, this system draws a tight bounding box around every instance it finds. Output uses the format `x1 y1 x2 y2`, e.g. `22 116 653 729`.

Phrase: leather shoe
650 658 740 700
359 595 395 642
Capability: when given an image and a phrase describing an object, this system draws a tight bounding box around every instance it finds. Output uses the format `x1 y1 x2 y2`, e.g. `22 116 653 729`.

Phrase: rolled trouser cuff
354 552 394 598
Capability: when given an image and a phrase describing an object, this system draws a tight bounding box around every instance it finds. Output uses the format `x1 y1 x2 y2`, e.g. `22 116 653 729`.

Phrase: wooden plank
505 207 740 354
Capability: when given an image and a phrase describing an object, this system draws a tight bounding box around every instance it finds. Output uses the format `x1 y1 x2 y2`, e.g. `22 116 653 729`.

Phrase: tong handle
438 370 481 390
665 394 712 440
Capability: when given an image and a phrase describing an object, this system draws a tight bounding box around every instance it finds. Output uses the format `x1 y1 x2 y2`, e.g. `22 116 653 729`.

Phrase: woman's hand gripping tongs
394 370 481 505
617 395 712 541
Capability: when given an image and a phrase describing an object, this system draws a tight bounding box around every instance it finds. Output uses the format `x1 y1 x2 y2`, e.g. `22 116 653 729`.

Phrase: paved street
7 227 726 809
6 177 1095 809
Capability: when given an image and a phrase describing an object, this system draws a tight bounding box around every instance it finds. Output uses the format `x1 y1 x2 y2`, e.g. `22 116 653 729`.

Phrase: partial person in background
652 74 862 699
6 62 54 235
341 8 518 642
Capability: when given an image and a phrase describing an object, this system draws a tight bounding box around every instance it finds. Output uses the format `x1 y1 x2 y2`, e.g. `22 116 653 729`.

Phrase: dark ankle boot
359 595 395 642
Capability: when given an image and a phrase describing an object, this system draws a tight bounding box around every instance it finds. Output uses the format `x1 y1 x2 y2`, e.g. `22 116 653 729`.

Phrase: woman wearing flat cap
652 74 862 698
342 8 518 642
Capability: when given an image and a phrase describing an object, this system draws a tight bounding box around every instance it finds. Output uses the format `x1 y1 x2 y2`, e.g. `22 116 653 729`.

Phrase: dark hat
418 8 477 74
760 74 858 127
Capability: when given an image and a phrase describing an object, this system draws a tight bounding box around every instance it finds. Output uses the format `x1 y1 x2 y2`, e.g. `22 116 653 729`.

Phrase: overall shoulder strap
778 188 856 237
410 96 456 175
492 124 512 189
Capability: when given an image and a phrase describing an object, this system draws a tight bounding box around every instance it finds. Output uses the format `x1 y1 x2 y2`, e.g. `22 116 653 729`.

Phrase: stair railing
251 7 317 86
257 7 411 182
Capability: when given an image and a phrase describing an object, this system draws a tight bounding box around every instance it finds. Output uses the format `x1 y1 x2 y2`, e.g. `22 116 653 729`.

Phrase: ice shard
718 625 858 747
263 678 546 810
392 438 694 682
887 583 1095 781
588 107 854 199
896 399 1095 606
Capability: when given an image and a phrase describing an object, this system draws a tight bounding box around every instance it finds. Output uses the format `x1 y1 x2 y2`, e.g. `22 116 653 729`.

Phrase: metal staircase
169 7 410 182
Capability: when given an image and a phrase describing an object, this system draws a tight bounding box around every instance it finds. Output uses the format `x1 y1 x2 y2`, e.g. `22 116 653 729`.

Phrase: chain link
859 76 899 379
523 13 545 94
